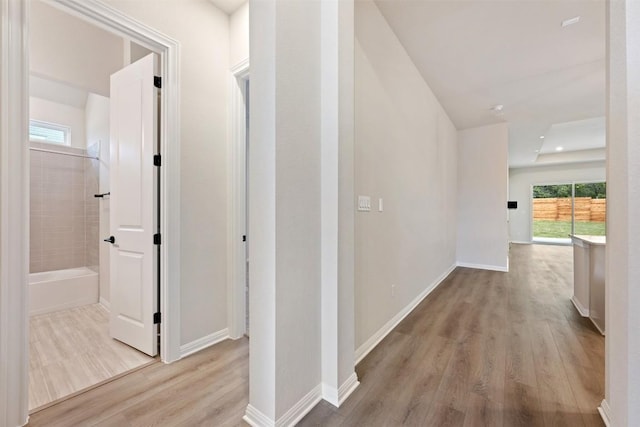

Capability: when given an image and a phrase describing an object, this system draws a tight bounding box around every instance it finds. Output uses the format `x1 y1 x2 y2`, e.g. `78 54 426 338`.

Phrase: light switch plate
358 196 371 212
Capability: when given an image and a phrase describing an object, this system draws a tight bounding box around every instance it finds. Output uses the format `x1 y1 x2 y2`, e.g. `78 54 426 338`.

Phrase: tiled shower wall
30 141 100 273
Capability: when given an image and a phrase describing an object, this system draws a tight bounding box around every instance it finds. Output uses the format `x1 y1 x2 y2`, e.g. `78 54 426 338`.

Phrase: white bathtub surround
29 267 99 316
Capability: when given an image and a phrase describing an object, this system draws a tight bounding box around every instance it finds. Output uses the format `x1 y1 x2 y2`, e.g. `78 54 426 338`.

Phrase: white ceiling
208 0 245 15
374 0 606 167
539 117 605 154
30 74 89 108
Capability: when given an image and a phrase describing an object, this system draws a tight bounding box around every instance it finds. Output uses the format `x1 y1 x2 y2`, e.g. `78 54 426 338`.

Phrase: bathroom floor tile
29 303 155 411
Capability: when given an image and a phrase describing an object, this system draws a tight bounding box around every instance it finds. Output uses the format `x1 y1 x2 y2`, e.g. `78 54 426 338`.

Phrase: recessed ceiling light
562 16 581 27
539 135 545 139
556 146 564 151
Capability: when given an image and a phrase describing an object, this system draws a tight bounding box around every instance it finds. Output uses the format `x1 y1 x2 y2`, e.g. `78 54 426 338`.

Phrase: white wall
508 161 606 243
354 0 458 352
30 0 123 96
104 0 230 346
605 1 640 425
229 2 249 68
248 0 324 420
30 97 86 149
457 123 509 271
85 93 111 306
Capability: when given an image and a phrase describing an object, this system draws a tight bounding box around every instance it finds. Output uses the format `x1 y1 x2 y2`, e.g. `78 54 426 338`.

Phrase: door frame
228 58 250 339
0 0 181 423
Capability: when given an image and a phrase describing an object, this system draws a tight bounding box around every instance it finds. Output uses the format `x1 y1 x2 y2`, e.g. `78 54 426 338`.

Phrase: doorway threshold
532 237 572 246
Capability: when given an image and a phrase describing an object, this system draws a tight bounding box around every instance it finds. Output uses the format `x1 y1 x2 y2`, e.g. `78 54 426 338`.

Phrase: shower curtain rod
29 147 99 160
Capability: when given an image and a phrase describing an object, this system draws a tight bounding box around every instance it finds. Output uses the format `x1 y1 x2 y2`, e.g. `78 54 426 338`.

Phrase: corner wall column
245 0 357 424
604 0 640 424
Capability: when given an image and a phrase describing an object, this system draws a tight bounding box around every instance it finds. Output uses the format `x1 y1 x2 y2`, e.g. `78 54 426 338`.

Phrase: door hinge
154 76 162 89
153 154 161 167
242 235 246 242
154 233 161 245
153 312 161 324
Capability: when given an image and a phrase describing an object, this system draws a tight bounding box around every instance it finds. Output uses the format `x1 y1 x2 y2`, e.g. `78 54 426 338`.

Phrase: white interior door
109 53 158 357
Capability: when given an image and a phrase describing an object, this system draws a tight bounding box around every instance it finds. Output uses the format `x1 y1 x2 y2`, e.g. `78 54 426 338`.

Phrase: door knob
104 236 115 244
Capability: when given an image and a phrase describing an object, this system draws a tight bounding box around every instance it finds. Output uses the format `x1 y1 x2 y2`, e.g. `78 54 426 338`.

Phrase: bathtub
29 267 99 316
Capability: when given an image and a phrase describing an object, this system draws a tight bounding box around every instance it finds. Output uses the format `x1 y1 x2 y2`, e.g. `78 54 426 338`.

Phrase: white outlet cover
358 195 371 212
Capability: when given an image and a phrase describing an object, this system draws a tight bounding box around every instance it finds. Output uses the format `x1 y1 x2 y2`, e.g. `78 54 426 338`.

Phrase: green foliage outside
532 182 606 199
533 220 606 238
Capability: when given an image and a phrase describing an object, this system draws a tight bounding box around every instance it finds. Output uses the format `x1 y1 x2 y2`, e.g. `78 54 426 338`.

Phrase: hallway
27 244 604 426
303 243 604 426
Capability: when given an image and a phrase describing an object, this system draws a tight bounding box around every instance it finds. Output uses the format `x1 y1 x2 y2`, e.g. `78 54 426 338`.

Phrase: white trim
0 0 30 425
570 296 590 317
231 57 250 76
99 297 111 311
44 0 183 364
456 261 509 272
322 372 359 407
227 59 250 339
275 384 322 427
589 316 605 336
355 263 456 365
510 240 532 245
0 2 183 420
337 373 360 406
243 404 274 427
243 384 322 427
598 399 611 427
179 329 229 359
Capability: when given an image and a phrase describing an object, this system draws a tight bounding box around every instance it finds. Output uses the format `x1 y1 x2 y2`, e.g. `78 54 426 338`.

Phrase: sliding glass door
574 182 606 236
532 182 606 242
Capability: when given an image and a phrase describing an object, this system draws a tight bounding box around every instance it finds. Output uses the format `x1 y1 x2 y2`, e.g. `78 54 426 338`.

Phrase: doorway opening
532 181 607 244
229 61 250 339
26 0 172 412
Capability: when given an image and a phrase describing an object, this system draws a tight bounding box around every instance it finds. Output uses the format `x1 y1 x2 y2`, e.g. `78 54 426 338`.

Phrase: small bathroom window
29 120 71 146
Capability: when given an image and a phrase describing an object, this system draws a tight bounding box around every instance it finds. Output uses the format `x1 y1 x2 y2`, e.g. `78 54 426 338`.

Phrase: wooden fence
533 197 606 222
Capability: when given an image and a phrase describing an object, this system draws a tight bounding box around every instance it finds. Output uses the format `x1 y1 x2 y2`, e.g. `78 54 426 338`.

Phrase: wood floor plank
503 378 544 427
529 320 585 427
30 244 604 427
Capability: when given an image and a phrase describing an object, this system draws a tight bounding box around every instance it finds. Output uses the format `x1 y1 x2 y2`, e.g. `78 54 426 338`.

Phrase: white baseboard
355 263 456 365
179 328 229 359
243 405 273 427
322 372 360 407
570 296 589 317
243 384 323 427
589 317 605 336
598 399 611 427
99 297 110 311
276 384 322 427
510 241 532 245
456 261 509 272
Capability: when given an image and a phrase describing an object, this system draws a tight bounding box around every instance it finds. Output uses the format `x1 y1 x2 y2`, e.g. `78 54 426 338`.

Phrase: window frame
28 119 71 146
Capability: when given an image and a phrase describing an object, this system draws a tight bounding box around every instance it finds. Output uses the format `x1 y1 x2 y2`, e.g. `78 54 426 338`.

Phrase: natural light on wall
29 120 70 145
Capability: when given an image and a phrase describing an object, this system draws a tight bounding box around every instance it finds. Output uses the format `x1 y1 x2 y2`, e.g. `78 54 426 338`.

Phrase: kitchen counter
570 234 605 335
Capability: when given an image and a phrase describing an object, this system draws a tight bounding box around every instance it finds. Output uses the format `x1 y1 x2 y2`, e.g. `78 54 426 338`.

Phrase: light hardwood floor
28 244 604 426
29 303 154 411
